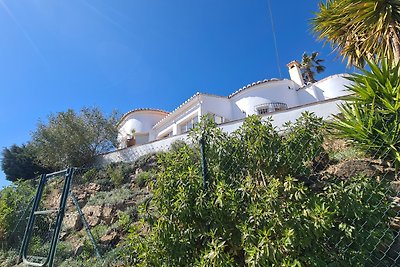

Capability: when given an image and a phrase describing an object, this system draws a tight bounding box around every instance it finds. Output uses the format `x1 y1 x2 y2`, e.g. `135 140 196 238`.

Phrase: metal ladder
19 168 74 267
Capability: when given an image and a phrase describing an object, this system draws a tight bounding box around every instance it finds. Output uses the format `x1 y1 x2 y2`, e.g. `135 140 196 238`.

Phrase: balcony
255 102 288 115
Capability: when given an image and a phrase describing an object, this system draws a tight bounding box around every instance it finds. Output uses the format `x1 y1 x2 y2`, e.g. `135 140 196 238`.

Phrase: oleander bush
123 114 394 266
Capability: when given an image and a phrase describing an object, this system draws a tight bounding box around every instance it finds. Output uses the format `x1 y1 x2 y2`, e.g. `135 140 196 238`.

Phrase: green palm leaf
312 0 400 67
331 59 400 169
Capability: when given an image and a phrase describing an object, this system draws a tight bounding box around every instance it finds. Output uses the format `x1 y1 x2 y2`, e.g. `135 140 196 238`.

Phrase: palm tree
312 0 400 67
300 52 326 83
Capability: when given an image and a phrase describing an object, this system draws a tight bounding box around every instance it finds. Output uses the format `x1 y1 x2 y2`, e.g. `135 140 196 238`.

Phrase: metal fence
1 116 400 266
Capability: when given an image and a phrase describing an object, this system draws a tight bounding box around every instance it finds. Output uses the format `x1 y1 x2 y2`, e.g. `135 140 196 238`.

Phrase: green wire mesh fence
0 113 399 266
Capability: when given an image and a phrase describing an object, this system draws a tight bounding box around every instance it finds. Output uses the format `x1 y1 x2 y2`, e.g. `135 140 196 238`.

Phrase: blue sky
0 0 349 188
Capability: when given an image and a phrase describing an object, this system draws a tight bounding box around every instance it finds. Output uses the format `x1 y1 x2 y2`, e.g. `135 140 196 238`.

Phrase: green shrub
81 168 98 183
31 107 119 169
170 140 188 152
132 153 157 169
332 59 400 170
123 114 394 266
105 163 132 187
116 209 133 231
330 145 366 162
135 171 152 188
0 249 19 267
86 186 134 206
0 180 36 249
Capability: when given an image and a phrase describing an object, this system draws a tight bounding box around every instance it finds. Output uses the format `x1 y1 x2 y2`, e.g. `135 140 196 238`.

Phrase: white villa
117 61 351 149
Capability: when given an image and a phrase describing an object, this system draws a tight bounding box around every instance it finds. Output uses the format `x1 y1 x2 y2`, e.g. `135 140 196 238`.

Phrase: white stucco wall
297 87 320 105
152 99 201 140
230 80 300 117
312 74 351 99
117 74 351 149
118 110 167 147
200 95 232 120
218 97 345 134
96 134 190 166
98 97 347 167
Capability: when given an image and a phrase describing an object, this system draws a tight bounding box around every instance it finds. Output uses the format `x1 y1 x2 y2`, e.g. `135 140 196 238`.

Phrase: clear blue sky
0 0 348 188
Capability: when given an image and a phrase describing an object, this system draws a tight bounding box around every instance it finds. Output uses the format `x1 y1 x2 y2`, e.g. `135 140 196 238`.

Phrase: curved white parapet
312 74 352 99
118 109 168 148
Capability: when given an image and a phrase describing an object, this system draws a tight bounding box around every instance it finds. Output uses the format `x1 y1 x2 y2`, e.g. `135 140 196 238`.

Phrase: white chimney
287 60 304 86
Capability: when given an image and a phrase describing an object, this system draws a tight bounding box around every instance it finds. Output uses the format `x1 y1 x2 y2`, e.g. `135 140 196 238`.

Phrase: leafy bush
107 165 125 187
170 140 188 152
1 144 49 181
86 186 134 206
329 144 366 162
0 249 19 267
81 168 98 183
135 171 152 188
116 208 135 231
124 114 394 266
31 107 119 169
106 163 132 187
332 59 400 170
0 181 36 249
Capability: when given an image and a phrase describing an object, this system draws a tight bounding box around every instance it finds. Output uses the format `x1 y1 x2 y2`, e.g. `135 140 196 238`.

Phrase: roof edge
117 108 169 127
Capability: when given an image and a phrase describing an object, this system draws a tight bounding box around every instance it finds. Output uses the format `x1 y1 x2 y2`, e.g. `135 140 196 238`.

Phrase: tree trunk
390 24 400 64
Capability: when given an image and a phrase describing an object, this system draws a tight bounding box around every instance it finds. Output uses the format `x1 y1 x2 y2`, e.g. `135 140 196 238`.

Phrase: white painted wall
96 134 190 166
200 95 232 120
98 97 346 167
218 98 344 134
118 111 167 147
312 74 351 99
152 99 202 140
117 74 351 149
230 80 300 117
297 87 320 105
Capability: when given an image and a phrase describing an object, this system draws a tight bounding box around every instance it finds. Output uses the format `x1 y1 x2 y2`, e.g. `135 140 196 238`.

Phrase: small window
256 107 270 115
208 113 226 124
180 116 198 133
160 131 173 139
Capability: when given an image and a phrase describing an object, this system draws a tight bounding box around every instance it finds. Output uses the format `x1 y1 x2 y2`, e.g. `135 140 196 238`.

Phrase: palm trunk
390 24 400 64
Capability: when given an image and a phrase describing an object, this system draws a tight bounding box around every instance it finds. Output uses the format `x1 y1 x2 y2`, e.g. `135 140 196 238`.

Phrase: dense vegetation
31 107 119 169
332 59 400 171
1 107 118 182
122 114 394 266
1 144 49 182
0 181 36 249
1 1 400 265
312 0 400 67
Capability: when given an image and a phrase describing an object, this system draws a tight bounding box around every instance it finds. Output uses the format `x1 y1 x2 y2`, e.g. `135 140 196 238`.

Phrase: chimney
286 60 304 86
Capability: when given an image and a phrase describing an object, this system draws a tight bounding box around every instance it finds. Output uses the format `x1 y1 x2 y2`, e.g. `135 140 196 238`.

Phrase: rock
99 231 120 247
82 205 102 227
392 197 400 212
325 159 380 179
391 181 400 193
70 182 104 207
391 217 400 230
312 151 330 171
102 205 114 224
87 183 102 193
63 212 83 232
135 168 143 175
59 231 68 241
74 244 84 257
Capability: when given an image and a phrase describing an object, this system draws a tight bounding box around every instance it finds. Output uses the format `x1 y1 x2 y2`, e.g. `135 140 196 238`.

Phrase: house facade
117 61 351 149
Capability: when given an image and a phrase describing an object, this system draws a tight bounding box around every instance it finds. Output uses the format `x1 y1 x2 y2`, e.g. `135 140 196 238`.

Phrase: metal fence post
200 134 208 190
